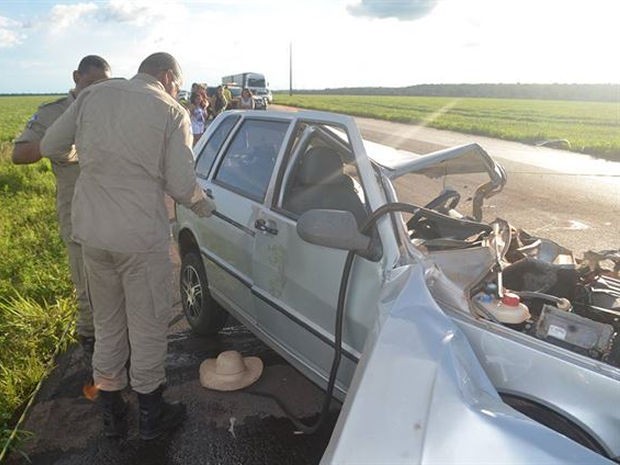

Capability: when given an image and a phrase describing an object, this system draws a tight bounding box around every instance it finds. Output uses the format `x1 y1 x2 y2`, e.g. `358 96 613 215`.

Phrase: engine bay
472 226 620 368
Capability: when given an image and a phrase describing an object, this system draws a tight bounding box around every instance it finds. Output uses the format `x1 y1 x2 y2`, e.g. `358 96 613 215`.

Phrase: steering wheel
407 189 461 236
424 189 461 214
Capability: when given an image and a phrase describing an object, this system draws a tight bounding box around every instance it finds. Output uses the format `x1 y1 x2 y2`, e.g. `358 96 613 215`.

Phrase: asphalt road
354 116 620 254
7 111 618 464
6 244 339 465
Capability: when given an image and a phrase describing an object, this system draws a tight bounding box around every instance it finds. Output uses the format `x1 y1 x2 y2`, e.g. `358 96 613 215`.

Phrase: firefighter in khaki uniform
41 52 216 440
12 55 111 358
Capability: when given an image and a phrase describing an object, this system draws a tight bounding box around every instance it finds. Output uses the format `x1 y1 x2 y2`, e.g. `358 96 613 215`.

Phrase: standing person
189 91 207 145
238 88 255 109
12 55 111 360
41 52 216 440
213 85 228 116
222 84 233 108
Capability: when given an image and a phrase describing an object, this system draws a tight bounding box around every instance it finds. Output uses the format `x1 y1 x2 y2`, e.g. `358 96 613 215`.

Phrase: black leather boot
79 335 96 390
78 335 95 366
138 385 186 440
99 390 127 438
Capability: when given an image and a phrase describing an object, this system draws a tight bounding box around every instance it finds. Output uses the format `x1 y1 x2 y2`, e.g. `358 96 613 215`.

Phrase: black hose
249 250 356 434
250 203 433 434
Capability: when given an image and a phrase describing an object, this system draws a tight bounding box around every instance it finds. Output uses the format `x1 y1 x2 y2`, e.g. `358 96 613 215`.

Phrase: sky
1 0 619 93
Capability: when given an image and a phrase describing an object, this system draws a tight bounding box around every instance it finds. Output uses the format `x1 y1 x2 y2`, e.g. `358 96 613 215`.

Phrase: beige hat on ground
199 350 263 391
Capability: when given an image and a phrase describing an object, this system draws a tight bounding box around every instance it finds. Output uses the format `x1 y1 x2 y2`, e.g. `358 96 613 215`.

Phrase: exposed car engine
473 227 620 368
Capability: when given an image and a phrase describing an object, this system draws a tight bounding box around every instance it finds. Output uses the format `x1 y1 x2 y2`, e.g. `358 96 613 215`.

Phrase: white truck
222 72 272 104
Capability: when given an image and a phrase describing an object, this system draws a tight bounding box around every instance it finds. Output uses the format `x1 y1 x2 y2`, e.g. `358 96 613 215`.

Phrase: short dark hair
77 55 111 74
138 52 182 82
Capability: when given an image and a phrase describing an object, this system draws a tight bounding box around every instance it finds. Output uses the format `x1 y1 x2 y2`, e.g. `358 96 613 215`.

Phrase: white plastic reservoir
475 291 531 324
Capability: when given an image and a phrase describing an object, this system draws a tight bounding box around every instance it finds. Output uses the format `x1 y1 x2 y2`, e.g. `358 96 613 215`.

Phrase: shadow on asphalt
6 316 341 465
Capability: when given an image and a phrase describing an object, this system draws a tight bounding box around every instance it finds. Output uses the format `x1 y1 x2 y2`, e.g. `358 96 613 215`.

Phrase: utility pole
289 41 293 96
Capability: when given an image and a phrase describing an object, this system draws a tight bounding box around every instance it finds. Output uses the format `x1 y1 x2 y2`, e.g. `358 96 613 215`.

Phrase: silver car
174 110 619 463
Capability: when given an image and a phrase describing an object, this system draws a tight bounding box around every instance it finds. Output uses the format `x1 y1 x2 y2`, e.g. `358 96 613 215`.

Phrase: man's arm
163 112 215 216
40 100 79 161
12 141 43 164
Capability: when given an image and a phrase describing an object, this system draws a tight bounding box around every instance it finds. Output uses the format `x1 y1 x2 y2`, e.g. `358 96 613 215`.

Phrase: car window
279 122 369 225
195 115 240 179
214 119 289 202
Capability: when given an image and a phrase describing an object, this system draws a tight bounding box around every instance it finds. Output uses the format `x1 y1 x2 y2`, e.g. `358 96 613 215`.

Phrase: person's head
138 52 183 98
73 55 111 95
190 92 201 106
242 88 251 98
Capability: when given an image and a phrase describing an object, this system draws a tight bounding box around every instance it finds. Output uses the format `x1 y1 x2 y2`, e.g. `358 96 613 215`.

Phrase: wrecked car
174 110 619 463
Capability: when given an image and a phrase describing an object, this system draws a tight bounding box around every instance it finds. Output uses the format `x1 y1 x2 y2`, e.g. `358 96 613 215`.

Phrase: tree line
287 83 618 102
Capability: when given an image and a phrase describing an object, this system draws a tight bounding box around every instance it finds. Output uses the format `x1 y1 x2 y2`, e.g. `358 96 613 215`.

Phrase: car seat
285 146 368 225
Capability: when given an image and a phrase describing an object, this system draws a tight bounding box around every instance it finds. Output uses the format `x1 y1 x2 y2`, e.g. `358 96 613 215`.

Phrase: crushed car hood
320 265 612 464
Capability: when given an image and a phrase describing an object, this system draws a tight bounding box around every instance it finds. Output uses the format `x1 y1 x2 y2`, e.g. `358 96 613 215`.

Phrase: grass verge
274 94 620 162
0 131 76 456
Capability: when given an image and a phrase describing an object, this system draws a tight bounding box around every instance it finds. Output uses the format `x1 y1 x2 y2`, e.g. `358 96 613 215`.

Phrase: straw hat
199 350 263 391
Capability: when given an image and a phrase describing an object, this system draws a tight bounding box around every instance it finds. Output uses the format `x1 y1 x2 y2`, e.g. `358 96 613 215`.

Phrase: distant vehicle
175 109 620 463
177 90 190 103
224 85 267 111
222 72 272 104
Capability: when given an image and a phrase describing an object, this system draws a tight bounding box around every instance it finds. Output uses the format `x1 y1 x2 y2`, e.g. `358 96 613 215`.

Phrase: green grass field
274 94 620 161
0 95 75 455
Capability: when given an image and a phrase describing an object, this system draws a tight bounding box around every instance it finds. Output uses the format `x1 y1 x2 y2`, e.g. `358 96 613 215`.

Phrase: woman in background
189 91 207 145
238 88 255 110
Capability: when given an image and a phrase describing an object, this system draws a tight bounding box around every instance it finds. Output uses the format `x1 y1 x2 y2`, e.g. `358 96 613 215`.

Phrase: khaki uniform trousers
55 164 94 338
82 245 173 394
64 238 92 337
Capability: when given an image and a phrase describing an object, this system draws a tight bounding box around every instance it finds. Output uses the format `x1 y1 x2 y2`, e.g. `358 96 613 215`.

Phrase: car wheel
180 252 227 335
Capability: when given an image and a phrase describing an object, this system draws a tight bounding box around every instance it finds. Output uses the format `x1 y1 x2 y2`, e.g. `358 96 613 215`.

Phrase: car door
194 115 289 324
252 116 385 395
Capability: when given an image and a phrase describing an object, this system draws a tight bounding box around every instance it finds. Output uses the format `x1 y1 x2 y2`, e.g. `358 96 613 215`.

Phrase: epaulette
38 95 70 109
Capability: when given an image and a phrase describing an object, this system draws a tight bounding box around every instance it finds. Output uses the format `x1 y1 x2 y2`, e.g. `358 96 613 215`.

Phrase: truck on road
222 72 272 104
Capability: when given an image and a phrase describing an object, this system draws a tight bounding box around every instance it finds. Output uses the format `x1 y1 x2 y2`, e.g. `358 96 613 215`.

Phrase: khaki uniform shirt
41 73 205 253
14 93 79 241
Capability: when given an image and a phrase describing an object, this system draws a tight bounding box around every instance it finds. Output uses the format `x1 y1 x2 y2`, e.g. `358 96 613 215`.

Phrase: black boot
79 335 96 388
99 390 128 438
138 385 186 440
78 335 95 365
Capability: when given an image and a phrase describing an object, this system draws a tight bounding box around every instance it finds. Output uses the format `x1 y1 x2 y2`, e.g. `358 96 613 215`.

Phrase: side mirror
297 209 371 252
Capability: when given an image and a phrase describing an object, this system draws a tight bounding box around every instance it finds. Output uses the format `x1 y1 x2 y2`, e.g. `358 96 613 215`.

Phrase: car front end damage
320 142 619 463
321 265 615 464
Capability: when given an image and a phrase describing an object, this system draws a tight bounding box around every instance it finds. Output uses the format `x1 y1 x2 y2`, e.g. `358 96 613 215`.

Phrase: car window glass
195 115 239 179
214 119 289 201
196 116 239 178
280 122 369 225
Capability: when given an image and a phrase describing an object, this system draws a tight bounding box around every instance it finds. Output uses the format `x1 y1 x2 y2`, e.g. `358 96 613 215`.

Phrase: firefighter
41 52 216 440
12 55 111 361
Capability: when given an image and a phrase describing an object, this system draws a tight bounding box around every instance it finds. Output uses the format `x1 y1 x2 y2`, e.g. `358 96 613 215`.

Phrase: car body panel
197 180 258 322
452 312 620 455
320 265 612 464
175 109 620 462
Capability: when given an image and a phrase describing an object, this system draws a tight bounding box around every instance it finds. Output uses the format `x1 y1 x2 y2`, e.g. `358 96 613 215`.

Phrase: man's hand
190 197 216 217
12 142 43 164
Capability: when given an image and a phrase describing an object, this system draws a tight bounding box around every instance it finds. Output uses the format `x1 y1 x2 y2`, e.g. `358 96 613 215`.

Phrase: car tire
180 252 227 335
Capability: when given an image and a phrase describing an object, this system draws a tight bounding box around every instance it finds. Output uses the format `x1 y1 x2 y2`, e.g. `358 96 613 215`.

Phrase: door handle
204 188 214 199
254 218 278 235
